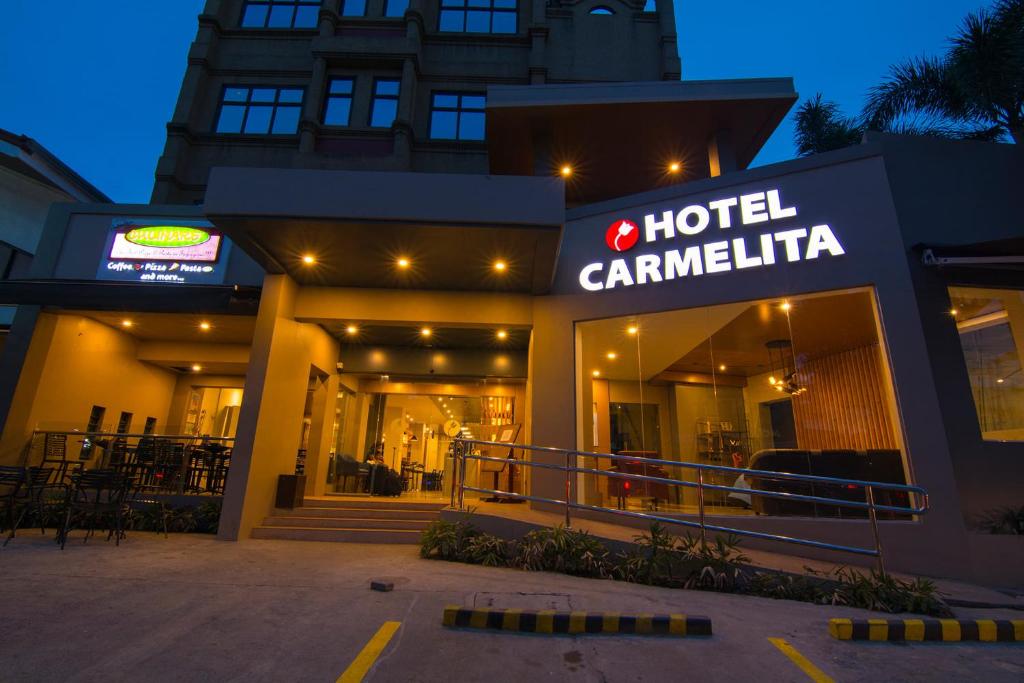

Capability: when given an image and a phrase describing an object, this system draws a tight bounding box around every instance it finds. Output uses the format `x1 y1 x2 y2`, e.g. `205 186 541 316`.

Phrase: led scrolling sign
578 189 846 292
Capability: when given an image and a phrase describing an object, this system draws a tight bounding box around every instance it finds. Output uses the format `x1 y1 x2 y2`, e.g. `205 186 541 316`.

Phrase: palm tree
863 0 1023 143
793 94 864 156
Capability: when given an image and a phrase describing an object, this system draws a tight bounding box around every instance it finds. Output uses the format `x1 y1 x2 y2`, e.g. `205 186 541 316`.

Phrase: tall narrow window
323 78 355 126
429 93 486 140
241 0 321 28
369 79 400 128
439 0 517 34
642 0 656 11
216 86 304 135
385 0 409 16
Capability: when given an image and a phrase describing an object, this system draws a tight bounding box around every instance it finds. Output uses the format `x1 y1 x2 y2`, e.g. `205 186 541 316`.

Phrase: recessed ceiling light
421 327 432 337
397 257 411 269
346 324 358 335
560 164 572 177
493 260 507 272
606 352 617 360
668 161 681 173
301 254 316 265
780 302 792 312
191 364 202 372
496 329 508 340
199 321 211 331
121 319 133 328
997 378 1005 384
592 370 601 377
949 308 959 316
719 364 727 372
627 325 638 335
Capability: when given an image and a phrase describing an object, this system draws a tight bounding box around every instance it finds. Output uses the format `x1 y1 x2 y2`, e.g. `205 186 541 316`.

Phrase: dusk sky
0 0 990 202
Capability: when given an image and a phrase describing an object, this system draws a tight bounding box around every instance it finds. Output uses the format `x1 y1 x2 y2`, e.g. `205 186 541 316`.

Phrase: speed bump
829 618 1024 642
443 606 711 636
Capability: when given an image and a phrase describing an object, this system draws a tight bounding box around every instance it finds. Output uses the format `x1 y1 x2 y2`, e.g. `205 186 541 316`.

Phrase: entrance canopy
204 167 565 294
486 78 798 202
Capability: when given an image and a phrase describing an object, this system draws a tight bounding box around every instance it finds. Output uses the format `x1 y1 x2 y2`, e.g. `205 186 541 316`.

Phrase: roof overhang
204 167 565 294
486 78 797 202
0 281 259 314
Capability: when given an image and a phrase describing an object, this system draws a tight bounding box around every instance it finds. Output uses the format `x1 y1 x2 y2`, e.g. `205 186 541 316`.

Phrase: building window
341 0 367 16
369 79 400 128
439 0 517 34
323 78 355 126
589 6 614 14
949 286 1024 441
576 288 909 517
216 86 304 135
642 0 656 11
241 0 321 28
429 93 485 140
385 0 409 17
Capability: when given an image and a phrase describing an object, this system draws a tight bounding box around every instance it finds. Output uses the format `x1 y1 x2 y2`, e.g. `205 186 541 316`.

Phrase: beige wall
0 313 178 463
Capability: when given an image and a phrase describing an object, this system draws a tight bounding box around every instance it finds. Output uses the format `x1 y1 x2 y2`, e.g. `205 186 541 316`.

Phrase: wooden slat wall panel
791 344 897 450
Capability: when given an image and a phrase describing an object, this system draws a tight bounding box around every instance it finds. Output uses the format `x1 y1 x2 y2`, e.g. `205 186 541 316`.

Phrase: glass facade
576 288 907 517
216 87 304 135
949 286 1024 441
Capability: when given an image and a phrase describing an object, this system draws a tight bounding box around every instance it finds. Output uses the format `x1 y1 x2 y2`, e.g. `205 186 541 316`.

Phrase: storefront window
949 286 1024 441
576 288 907 517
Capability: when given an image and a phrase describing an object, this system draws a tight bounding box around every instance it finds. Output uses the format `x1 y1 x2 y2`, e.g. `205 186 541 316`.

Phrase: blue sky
0 0 989 202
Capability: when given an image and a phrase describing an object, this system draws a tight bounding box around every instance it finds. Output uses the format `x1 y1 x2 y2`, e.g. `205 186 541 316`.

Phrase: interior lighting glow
191 364 202 372
606 352 617 360
627 325 638 335
592 370 601 377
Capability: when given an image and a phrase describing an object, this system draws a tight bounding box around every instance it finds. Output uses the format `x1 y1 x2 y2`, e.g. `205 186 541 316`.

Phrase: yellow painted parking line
768 638 835 683
337 621 401 683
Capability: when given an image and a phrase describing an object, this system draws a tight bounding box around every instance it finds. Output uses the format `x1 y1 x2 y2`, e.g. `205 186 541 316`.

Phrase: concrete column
707 130 738 177
304 372 340 497
300 57 328 154
0 307 49 465
218 274 339 540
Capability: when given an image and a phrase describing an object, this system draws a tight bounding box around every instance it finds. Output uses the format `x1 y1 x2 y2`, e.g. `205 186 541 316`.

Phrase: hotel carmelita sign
579 188 846 291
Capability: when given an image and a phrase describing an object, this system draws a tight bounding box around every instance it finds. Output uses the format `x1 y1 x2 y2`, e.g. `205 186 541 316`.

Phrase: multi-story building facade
152 0 686 204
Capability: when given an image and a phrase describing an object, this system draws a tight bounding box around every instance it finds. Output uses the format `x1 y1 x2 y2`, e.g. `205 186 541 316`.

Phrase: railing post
866 485 885 574
449 440 459 509
696 468 707 546
564 450 572 528
457 440 468 510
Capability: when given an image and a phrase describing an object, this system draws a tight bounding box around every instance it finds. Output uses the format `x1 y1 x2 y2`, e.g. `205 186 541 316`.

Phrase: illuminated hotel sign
578 189 845 292
97 219 230 284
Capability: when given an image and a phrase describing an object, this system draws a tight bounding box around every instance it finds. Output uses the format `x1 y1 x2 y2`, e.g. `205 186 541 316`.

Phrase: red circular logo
605 219 639 252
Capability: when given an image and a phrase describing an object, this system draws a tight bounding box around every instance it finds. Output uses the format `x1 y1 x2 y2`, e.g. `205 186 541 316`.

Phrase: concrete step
310 497 447 511
261 516 434 530
273 506 440 521
251 525 423 544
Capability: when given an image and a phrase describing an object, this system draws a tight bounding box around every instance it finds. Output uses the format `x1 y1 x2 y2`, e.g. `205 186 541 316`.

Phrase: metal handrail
32 430 235 441
451 438 930 572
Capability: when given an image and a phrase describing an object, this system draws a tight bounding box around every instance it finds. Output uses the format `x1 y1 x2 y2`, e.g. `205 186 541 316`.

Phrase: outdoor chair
13 466 62 539
56 469 132 549
0 466 26 546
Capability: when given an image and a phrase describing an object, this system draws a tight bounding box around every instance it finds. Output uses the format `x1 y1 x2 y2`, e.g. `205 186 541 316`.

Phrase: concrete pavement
0 533 1022 682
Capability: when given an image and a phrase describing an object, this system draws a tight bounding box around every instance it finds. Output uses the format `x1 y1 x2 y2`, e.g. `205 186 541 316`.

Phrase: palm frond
862 57 968 130
793 94 863 156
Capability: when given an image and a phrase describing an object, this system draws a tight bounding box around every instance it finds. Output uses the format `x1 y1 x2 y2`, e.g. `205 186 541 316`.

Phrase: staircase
251 497 446 544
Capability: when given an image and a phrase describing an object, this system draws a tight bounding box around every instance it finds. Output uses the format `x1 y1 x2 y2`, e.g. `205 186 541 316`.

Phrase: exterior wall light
560 165 572 178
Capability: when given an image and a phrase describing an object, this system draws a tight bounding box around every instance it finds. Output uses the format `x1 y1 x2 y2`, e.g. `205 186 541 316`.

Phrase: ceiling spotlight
493 260 507 272
121 319 133 328
421 327 432 337
606 352 617 360
949 308 959 316
397 257 411 269
496 329 508 340
719 364 727 372
560 164 572 178
199 321 211 331
627 325 638 335
997 378 1005 384
346 324 358 335
191 364 202 372
780 301 792 312
301 254 316 265
668 161 681 173
592 370 601 377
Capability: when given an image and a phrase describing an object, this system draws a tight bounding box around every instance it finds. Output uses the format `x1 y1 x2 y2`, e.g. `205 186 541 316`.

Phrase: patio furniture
0 466 26 546
17 466 62 538
56 469 132 549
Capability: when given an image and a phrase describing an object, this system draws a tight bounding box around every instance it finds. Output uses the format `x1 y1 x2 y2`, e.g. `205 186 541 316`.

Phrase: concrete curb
829 618 1024 642
442 606 712 636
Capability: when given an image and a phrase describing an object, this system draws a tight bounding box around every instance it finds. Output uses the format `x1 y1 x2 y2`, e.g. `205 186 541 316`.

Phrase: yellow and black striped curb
442 606 711 636
829 618 1024 642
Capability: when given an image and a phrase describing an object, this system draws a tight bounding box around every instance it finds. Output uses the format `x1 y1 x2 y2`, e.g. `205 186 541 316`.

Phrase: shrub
419 518 479 561
976 506 1024 535
513 525 612 577
464 534 510 566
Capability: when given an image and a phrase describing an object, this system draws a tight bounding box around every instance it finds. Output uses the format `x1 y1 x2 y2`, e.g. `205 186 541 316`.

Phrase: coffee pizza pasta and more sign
578 188 846 292
97 219 231 285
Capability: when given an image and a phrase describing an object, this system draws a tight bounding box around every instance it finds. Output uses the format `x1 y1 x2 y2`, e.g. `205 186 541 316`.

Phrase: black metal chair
56 469 132 549
0 466 26 546
17 466 62 538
